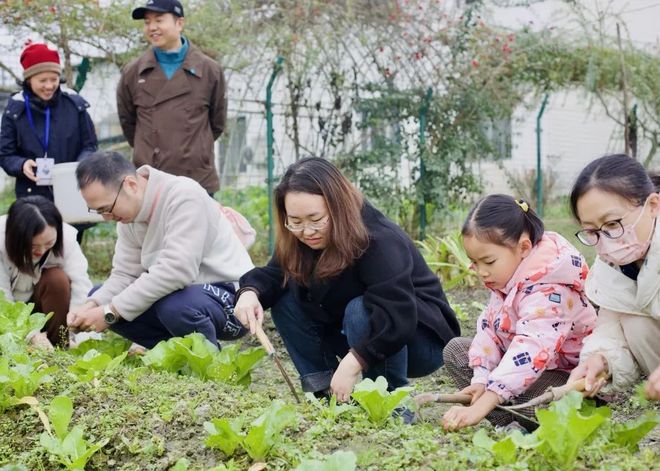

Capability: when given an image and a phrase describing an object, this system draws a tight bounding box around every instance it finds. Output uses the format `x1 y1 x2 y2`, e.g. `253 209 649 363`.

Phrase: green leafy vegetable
0 294 52 340
610 411 660 451
242 400 297 460
351 376 412 424
204 400 296 461
472 392 658 470
67 349 127 383
294 450 358 471
535 392 609 468
70 336 131 358
204 417 244 456
141 339 186 373
305 392 357 420
39 395 108 471
0 465 29 471
0 353 55 410
0 333 25 356
142 333 266 385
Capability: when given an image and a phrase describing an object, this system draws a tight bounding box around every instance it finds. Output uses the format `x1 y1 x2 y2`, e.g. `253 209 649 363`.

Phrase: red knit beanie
20 43 61 81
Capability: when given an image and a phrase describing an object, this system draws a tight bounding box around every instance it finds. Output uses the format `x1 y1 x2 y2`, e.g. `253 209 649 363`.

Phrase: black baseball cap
132 0 184 20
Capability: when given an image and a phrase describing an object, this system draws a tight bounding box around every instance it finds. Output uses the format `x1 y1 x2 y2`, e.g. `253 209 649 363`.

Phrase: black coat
0 87 97 200
240 204 460 367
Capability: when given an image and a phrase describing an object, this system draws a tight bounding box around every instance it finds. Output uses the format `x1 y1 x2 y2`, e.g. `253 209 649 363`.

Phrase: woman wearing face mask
0 42 97 241
0 196 92 349
568 154 660 397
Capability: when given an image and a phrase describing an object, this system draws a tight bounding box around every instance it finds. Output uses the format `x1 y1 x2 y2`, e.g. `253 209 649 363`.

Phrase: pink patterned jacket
468 231 597 401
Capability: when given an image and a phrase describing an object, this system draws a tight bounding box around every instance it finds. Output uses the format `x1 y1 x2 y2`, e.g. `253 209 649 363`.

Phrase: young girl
567 154 659 397
234 157 460 403
442 195 597 431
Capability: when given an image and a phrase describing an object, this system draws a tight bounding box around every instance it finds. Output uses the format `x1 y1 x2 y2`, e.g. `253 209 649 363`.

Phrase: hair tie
515 199 529 213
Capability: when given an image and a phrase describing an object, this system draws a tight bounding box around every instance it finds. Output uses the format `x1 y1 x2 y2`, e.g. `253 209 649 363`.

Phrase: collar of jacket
491 232 570 297
9 86 87 117
154 36 189 64
586 218 660 317
137 40 207 78
132 165 171 224
22 85 62 110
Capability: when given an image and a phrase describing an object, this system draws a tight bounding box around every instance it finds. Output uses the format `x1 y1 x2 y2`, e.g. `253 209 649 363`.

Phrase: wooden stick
505 374 606 411
254 324 301 403
414 392 472 407
254 324 275 355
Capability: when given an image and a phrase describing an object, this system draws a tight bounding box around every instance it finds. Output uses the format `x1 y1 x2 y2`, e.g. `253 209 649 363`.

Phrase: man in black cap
117 0 227 195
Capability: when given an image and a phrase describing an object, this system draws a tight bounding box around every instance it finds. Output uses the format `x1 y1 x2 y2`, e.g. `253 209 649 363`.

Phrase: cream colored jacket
581 223 660 390
0 216 92 309
89 166 254 321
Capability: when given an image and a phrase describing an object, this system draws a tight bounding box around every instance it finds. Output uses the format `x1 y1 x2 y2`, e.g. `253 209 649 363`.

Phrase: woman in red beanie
0 43 98 235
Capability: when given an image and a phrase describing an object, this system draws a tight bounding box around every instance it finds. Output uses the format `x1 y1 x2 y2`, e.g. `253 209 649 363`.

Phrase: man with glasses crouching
66 151 253 349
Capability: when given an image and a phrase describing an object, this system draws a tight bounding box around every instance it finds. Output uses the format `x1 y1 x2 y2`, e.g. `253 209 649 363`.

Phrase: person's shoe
312 388 332 401
392 406 416 425
127 342 147 356
495 420 529 434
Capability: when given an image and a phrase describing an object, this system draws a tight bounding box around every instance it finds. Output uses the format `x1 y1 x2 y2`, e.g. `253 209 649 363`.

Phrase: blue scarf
154 36 189 80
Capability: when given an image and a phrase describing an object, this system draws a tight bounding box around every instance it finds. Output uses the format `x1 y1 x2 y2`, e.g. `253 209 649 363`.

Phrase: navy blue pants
106 283 247 349
271 291 445 393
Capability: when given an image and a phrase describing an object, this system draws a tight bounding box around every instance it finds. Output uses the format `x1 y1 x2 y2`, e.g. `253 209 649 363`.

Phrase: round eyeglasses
284 216 329 233
575 219 625 246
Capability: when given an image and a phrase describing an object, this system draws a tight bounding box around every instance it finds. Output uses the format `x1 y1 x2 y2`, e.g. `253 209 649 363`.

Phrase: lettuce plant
204 400 296 461
305 392 357 420
0 294 51 340
351 376 413 424
0 333 25 356
70 336 131 358
67 349 127 384
142 333 266 385
39 395 109 471
294 450 357 471
472 392 660 470
0 353 56 410
207 343 267 386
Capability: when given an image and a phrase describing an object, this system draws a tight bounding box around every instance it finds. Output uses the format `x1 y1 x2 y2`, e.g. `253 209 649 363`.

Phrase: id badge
36 157 55 186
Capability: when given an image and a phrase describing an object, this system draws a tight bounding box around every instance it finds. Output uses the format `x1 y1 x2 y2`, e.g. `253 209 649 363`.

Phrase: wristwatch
103 304 118 325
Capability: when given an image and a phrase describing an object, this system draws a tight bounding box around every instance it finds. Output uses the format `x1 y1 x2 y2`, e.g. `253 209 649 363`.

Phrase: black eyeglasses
575 219 625 246
88 177 126 215
575 206 643 246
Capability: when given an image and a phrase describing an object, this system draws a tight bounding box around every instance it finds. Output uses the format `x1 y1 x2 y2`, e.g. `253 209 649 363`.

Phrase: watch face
104 312 117 324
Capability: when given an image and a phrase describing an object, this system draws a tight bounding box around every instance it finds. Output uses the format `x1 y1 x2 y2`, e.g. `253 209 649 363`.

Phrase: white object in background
52 162 104 224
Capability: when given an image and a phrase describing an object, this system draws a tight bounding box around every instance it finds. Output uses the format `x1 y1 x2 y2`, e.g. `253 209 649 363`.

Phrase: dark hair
274 157 369 286
76 151 135 191
462 194 545 247
570 154 660 221
5 196 64 274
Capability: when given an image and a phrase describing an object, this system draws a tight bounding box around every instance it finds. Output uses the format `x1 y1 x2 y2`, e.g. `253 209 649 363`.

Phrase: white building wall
479 0 660 198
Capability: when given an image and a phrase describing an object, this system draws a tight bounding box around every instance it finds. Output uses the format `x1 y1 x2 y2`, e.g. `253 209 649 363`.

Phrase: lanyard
23 92 50 157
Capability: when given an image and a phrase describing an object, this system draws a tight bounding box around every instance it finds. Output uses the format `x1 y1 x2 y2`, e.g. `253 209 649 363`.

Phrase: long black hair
5 196 64 274
570 154 660 221
462 194 545 247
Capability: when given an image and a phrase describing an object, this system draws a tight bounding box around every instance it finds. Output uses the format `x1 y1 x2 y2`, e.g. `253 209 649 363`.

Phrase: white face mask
596 198 656 266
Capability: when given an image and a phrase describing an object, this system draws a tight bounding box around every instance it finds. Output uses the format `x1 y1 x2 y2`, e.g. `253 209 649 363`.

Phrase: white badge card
36 157 55 186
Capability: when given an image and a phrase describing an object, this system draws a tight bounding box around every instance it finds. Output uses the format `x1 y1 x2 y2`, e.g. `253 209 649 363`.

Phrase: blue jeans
271 291 445 393
96 283 247 349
